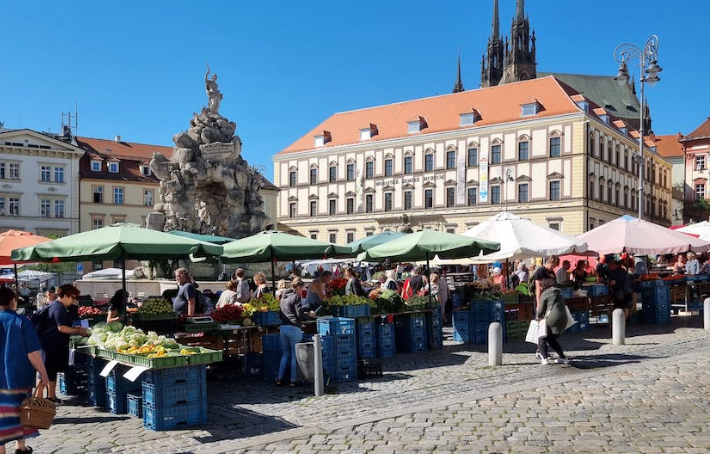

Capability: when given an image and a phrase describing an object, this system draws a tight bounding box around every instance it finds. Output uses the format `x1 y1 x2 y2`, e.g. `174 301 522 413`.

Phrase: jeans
537 332 565 359
278 324 302 383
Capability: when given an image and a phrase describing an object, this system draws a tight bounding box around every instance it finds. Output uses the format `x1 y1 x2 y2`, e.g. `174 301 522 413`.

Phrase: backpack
195 291 213 315
31 304 52 336
235 279 251 303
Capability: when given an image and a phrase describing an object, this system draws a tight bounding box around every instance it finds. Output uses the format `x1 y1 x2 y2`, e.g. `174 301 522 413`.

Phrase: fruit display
78 306 105 318
211 304 244 323
139 298 174 315
241 303 257 318
324 294 370 306
249 294 280 312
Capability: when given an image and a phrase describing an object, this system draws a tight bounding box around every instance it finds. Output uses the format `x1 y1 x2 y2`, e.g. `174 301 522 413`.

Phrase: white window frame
108 162 119 173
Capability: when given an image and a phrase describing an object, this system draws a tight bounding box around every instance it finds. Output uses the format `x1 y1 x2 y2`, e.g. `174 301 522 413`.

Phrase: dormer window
619 127 628 135
600 114 610 125
360 124 378 141
140 165 151 176
407 117 427 134
91 160 101 172
108 162 119 173
314 130 332 147
459 109 481 127
521 101 541 117
576 100 589 112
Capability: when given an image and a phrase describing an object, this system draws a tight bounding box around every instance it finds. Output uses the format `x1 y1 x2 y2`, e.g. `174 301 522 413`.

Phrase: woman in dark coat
536 278 569 365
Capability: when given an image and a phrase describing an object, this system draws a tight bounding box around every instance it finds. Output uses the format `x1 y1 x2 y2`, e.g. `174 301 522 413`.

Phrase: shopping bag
564 306 577 330
525 320 539 344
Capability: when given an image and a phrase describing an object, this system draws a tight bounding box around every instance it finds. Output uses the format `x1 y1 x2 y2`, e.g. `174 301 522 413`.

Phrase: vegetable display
211 304 244 323
249 294 280 312
87 322 179 353
78 306 105 318
139 298 174 315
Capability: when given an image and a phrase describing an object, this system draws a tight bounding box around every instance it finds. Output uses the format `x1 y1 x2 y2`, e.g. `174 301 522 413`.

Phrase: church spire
480 0 504 88
516 0 525 19
492 0 499 38
452 53 464 93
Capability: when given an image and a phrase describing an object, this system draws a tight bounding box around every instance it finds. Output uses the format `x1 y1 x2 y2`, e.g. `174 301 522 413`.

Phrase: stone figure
205 64 223 115
146 67 269 239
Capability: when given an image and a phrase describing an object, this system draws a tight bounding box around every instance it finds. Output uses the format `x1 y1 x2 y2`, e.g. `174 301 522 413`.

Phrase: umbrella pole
426 253 432 307
271 251 276 291
13 263 18 291
121 250 127 294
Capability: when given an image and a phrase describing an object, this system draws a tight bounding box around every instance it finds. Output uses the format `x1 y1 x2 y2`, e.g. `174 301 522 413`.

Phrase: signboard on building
199 142 238 160
478 147 489 203
456 150 466 205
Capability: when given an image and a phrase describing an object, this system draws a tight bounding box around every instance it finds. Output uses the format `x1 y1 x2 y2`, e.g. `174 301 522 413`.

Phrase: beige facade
79 177 157 231
274 81 672 243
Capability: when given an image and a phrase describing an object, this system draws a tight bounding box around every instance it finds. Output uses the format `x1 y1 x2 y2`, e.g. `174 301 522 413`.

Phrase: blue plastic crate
358 342 375 359
143 401 207 431
332 333 356 354
356 319 375 345
572 311 590 323
142 365 206 387
335 349 356 368
107 391 127 414
244 352 263 376
58 371 87 396
143 381 205 408
587 284 609 296
333 362 358 382
320 335 336 381
106 367 141 395
127 393 142 418
261 333 282 352
318 317 356 337
253 311 281 326
692 275 710 282
375 324 396 358
333 304 371 318
451 292 464 309
560 287 574 299
87 358 107 407
452 311 471 343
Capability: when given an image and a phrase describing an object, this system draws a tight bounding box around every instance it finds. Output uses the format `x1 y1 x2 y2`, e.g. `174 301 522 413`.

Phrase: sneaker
535 352 544 360
540 358 550 365
558 357 570 365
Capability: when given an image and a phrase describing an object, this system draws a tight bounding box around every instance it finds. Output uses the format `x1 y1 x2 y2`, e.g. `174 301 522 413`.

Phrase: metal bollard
488 322 502 366
704 299 710 332
612 308 625 346
313 334 324 397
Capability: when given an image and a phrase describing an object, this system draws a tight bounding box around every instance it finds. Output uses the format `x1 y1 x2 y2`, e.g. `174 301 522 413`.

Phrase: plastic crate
106 367 141 396
244 352 263 376
317 317 356 337
452 311 471 343
356 319 376 358
262 350 283 382
87 357 107 407
332 333 356 354
143 381 205 407
375 324 396 358
587 284 609 296
333 304 371 318
180 322 218 333
143 401 207 431
133 312 178 321
127 394 142 418
560 287 574 299
320 335 336 381
502 293 520 304
186 348 223 365
335 349 357 368
471 300 504 323
142 365 206 386
395 313 428 353
252 311 282 326
107 391 126 414
334 362 358 382
451 292 464 309
261 333 282 352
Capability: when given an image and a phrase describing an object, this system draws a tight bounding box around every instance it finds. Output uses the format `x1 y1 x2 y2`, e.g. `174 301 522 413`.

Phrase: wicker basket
19 387 56 429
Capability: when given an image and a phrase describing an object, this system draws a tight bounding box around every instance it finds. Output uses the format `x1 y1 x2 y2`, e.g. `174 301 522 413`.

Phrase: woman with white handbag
536 279 570 365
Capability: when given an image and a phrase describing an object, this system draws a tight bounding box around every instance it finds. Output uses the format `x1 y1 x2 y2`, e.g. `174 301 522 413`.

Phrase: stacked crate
452 310 471 343
505 320 530 342
470 300 505 344
261 334 283 381
641 286 671 324
58 354 89 396
106 365 141 414
586 284 609 297
394 313 427 353
375 322 396 358
567 311 590 332
142 365 208 430
87 357 107 407
318 317 357 382
356 318 376 359
426 308 443 349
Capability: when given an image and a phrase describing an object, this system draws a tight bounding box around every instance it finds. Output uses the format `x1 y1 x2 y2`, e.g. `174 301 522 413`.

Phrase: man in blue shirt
174 268 196 316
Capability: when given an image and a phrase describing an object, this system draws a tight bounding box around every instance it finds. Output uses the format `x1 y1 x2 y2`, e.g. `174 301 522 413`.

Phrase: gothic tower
452 53 465 93
499 0 537 85
480 0 504 88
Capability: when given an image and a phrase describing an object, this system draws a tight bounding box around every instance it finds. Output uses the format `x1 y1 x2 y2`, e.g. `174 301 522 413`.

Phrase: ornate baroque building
273 77 672 243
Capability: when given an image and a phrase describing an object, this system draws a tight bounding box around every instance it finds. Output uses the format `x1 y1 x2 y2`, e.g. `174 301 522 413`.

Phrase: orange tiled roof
683 118 710 140
77 137 172 183
653 134 684 158
278 77 583 155
76 137 172 160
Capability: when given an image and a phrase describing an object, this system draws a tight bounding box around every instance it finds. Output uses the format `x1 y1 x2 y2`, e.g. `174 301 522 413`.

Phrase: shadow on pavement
192 407 298 443
54 415 131 424
568 353 649 369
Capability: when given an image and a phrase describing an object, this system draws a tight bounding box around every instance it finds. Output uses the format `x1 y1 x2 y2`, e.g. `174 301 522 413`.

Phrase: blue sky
1 1 708 181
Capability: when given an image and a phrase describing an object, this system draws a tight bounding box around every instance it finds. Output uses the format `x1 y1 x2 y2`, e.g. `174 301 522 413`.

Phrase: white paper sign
68 349 76 366
123 366 150 382
80 320 89 328
100 360 119 377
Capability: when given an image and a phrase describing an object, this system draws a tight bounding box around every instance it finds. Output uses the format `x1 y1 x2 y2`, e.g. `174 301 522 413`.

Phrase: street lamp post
613 35 662 220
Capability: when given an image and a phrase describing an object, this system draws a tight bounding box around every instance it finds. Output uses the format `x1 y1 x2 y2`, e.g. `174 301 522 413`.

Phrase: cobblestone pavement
33 315 709 454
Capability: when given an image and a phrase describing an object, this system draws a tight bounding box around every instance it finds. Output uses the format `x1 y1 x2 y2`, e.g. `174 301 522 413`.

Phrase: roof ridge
77 136 172 149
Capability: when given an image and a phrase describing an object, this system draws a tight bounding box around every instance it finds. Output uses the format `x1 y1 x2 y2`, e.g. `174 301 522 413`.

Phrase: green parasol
346 231 408 254
168 230 237 245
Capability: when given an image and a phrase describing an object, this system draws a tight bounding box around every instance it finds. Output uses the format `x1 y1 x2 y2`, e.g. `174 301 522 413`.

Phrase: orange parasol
0 230 52 289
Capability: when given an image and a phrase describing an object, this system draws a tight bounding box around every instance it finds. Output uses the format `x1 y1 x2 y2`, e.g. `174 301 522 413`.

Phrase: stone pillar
488 322 502 366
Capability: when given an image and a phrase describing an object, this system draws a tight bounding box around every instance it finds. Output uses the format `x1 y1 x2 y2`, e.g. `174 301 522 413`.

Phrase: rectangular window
467 148 478 167
309 201 317 217
467 187 477 206
93 218 103 230
91 161 101 172
424 189 433 209
384 159 393 177
491 145 501 164
8 197 19 216
365 194 373 213
404 156 413 175
40 165 51 182
347 232 355 243
289 202 296 218
0 163 5 179
518 142 529 161
310 233 318 240
384 193 393 212
696 155 707 170
329 233 337 243
54 200 64 218
446 187 455 207
518 184 529 203
346 164 355 181
329 166 337 183
491 186 501 204
346 197 354 214
424 154 434 172
113 188 124 205
549 137 561 157
404 190 412 210
54 167 64 183
446 151 456 169
93 186 103 203
40 199 51 217
310 168 317 185
329 199 336 215
140 165 151 176
549 181 561 201
365 161 374 179
365 231 373 237
143 190 153 206
696 184 705 200
108 162 119 173
289 171 296 187
0 197 4 215
8 163 19 180
549 222 560 231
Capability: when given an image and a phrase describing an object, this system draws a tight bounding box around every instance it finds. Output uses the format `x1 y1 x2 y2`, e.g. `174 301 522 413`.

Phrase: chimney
648 132 656 143
115 135 122 143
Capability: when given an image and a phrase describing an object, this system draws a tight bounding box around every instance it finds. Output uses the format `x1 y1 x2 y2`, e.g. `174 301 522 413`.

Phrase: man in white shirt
555 260 571 284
